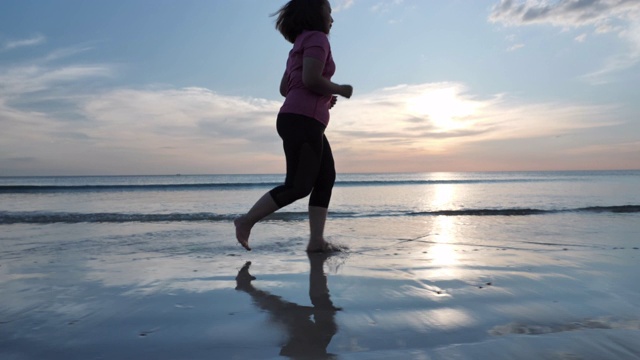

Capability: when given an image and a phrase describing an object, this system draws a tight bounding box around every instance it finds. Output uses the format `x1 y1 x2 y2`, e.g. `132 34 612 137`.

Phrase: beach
1 171 640 359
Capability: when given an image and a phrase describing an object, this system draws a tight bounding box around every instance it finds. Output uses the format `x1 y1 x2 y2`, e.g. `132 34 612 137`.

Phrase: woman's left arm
302 57 352 98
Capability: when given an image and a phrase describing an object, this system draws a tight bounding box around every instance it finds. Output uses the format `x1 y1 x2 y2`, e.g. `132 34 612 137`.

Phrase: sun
406 87 479 131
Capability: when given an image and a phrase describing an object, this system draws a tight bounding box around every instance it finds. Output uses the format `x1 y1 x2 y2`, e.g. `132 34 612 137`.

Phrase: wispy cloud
489 0 639 28
40 45 95 63
507 43 525 51
371 0 404 13
575 33 588 42
333 0 355 12
581 19 640 83
489 0 640 81
0 64 113 97
0 44 110 99
567 140 640 155
333 0 405 14
1 34 46 51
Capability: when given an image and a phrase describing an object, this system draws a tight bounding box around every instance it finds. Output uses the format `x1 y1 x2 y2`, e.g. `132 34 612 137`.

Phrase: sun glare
406 87 479 130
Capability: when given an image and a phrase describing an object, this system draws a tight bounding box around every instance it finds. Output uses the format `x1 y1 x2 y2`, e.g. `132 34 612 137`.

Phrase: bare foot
306 241 345 253
234 217 252 251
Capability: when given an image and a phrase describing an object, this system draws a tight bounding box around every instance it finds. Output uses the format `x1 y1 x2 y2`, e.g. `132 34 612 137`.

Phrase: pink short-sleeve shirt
279 30 336 126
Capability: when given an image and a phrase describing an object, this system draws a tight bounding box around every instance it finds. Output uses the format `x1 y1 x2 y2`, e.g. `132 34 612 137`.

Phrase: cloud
581 19 640 82
0 45 101 97
0 55 113 136
325 82 621 171
371 0 404 13
489 0 639 29
40 45 95 63
2 62 623 174
1 82 284 174
1 44 631 175
507 43 525 51
567 140 640 155
4 76 622 174
0 63 112 98
333 0 355 12
80 86 281 150
1 34 45 51
332 0 405 14
575 33 588 42
489 0 640 80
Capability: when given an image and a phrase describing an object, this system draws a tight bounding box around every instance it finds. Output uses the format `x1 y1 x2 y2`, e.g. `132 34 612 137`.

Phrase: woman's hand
329 95 337 109
339 84 353 99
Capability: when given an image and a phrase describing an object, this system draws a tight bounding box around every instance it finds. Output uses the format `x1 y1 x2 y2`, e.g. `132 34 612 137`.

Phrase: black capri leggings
269 113 336 209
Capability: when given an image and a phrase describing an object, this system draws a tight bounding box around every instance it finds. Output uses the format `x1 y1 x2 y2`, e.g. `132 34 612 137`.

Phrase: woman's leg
308 206 328 249
270 114 326 208
307 135 336 252
234 192 279 251
235 113 325 251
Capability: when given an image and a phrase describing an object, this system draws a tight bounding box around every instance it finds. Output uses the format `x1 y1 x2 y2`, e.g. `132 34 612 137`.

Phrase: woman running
234 0 353 252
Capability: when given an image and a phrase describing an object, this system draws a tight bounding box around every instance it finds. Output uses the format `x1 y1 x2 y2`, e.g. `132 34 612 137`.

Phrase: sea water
1 171 639 224
2 171 640 359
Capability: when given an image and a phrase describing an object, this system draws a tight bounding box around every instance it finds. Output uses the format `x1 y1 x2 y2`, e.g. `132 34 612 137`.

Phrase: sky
1 0 639 176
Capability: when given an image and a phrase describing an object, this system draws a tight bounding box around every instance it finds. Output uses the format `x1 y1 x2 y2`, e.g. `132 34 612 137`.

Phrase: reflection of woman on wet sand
235 254 340 358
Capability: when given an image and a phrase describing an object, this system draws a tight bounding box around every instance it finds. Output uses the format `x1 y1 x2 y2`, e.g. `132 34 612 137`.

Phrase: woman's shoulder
297 30 329 45
300 30 327 37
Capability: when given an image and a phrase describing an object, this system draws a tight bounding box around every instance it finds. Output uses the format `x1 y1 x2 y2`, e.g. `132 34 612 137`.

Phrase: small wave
576 205 640 213
412 208 549 216
0 178 546 193
411 205 640 216
0 212 234 224
1 205 638 225
0 183 282 193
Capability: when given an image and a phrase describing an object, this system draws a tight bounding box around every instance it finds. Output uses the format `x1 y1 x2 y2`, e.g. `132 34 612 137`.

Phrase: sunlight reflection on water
428 184 460 277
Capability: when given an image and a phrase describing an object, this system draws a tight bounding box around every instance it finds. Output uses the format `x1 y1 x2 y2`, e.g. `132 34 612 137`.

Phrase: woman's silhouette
234 0 353 252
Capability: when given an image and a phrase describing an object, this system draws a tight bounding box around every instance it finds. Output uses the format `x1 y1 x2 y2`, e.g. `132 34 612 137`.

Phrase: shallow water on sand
1 211 640 359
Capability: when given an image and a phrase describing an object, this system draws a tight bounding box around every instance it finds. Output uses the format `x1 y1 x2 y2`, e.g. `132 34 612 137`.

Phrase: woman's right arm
302 57 352 98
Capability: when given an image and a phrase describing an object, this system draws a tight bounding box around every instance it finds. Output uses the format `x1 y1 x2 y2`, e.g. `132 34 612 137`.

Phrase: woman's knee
272 184 314 207
290 183 314 200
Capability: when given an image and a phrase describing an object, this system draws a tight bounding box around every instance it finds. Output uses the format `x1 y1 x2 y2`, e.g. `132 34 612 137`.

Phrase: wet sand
1 215 640 359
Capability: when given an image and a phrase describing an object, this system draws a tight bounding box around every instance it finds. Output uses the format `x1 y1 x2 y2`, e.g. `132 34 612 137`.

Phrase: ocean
1 170 639 225
2 171 640 359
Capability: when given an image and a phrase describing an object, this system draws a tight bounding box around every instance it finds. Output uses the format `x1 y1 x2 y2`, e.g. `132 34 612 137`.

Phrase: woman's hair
272 0 328 43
